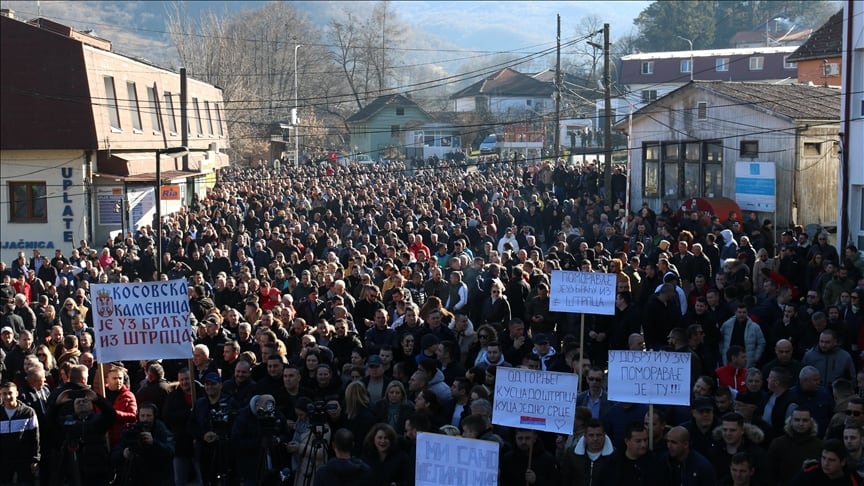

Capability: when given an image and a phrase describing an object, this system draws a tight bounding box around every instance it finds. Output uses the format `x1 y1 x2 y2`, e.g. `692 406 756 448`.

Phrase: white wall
0 149 89 263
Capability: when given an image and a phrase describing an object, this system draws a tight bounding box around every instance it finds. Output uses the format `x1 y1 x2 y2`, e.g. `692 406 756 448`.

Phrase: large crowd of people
1 155 864 485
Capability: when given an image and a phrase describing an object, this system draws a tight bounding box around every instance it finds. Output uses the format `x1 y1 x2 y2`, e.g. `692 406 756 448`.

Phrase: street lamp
676 35 694 82
155 146 188 276
294 44 303 165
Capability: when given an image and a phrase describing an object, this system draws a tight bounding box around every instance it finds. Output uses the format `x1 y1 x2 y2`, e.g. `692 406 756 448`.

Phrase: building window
823 63 840 76
740 140 759 158
704 141 723 162
697 101 708 120
643 143 660 198
126 82 142 132
641 90 658 103
146 86 161 134
783 55 796 70
215 103 224 136
9 181 47 223
641 61 654 75
716 58 729 72
680 59 692 74
163 92 177 134
204 101 214 136
103 76 121 131
662 142 681 198
391 125 400 137
803 142 822 156
192 98 204 136
749 56 764 71
396 107 405 116
703 163 722 198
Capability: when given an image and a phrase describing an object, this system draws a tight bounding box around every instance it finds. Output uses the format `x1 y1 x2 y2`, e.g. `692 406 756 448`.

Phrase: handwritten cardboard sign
607 350 691 405
415 432 498 486
549 270 616 315
492 367 578 433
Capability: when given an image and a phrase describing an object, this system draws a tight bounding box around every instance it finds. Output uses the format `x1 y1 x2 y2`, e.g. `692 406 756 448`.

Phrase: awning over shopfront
96 150 229 179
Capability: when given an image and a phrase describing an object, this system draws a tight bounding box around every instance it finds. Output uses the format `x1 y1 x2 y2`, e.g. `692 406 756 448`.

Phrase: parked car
479 134 500 154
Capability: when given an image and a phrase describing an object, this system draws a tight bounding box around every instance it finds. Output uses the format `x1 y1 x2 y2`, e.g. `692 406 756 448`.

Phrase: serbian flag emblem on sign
520 416 546 426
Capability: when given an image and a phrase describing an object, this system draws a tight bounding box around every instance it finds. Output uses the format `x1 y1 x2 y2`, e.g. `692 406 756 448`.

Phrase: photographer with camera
231 394 290 486
286 397 332 486
111 402 174 486
191 372 232 486
50 387 117 486
163 368 201 486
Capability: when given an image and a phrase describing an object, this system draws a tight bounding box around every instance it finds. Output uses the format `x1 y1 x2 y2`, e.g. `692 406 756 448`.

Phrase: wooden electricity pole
554 14 562 160
602 23 613 201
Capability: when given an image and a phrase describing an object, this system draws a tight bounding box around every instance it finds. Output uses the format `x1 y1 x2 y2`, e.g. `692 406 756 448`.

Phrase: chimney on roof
1 8 14 19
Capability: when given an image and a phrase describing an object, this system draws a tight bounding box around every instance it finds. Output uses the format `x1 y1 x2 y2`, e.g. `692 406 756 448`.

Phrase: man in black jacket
51 387 118 486
112 402 175 486
312 428 372 486
0 381 40 485
501 428 561 486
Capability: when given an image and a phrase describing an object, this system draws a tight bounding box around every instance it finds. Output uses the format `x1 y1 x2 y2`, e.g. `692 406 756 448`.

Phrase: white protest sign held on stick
549 270 616 315
415 432 498 486
91 279 195 362
492 367 578 433
607 350 691 406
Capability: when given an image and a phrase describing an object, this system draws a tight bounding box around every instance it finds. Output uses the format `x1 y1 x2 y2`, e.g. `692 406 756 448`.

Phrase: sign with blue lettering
549 270 616 315
415 433 498 486
607 350 691 405
735 161 776 212
492 367 578 433
97 187 123 226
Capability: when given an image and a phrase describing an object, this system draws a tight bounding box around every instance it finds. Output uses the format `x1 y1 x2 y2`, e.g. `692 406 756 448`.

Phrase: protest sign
549 270 616 315
91 279 194 362
607 350 691 406
492 367 578 433
415 432 498 486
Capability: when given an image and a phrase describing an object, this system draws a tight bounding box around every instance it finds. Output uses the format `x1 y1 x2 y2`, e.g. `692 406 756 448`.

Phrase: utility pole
180 68 188 171
602 23 613 201
554 14 562 160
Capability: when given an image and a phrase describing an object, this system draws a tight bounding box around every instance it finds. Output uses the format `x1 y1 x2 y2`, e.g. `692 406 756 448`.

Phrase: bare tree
564 15 605 84
166 2 334 160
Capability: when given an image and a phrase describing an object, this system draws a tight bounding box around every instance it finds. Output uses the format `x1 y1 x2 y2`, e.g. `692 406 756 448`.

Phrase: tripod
53 439 83 486
201 437 232 486
254 435 284 486
299 424 330 486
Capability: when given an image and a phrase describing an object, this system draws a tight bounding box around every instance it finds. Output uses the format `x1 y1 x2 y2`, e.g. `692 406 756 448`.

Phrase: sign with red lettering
91 279 194 362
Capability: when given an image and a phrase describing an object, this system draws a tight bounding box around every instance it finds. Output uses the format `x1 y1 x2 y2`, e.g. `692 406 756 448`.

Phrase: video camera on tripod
62 415 85 450
256 399 282 435
209 406 233 438
123 421 154 452
306 401 336 432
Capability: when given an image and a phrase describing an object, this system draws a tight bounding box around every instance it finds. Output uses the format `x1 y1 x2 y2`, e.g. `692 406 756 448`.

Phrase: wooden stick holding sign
648 403 654 451
577 314 585 388
549 270 617 388
526 441 533 486
188 358 197 402
95 362 106 396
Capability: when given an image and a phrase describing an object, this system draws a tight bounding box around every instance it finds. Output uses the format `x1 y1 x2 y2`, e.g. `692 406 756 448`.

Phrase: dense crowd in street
2 155 864 485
